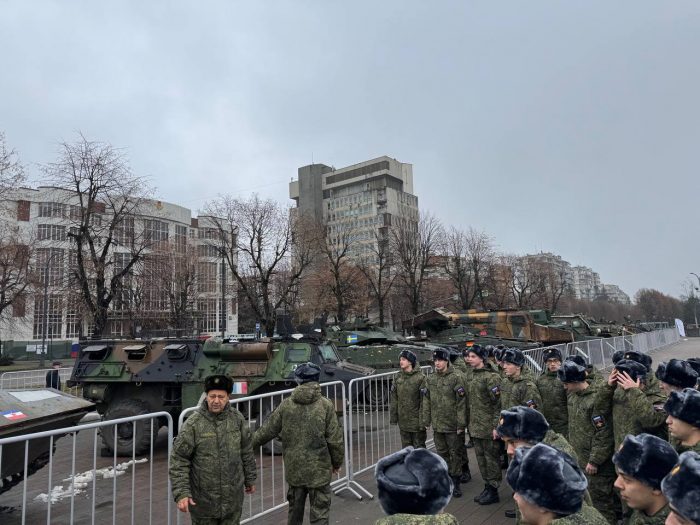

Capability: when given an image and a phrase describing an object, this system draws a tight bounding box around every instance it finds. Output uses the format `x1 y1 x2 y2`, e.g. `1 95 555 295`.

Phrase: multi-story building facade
0 186 237 344
569 265 602 301
289 156 419 262
600 284 631 304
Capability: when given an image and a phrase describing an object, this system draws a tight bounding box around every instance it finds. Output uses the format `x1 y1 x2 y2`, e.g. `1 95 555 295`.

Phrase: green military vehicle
68 333 373 456
549 314 625 340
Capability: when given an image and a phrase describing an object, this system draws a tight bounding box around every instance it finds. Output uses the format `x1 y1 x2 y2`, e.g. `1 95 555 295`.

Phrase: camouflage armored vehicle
68 333 373 456
549 314 625 340
0 388 94 495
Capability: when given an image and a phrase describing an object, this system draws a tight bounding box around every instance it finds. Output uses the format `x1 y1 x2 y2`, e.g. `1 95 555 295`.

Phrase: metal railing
0 411 173 525
0 368 81 397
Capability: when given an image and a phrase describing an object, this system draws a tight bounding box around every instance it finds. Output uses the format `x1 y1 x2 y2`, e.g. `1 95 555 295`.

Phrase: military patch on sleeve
592 415 606 429
490 385 501 396
525 399 538 409
455 386 466 397
420 387 429 398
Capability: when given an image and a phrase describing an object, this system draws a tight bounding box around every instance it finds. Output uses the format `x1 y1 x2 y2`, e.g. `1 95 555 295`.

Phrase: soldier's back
551 504 609 524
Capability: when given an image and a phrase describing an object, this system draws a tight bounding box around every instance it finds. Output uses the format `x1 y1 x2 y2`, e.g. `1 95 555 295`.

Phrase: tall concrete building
289 156 419 260
570 265 602 301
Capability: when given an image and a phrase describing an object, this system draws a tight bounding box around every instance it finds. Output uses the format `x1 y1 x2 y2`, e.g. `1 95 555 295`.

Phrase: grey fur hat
507 443 587 515
502 348 525 367
399 349 418 368
665 388 700 428
565 354 588 368
376 447 453 516
612 433 679 490
557 361 587 383
614 359 648 382
656 359 699 389
465 344 489 362
542 348 562 362
612 350 625 364
661 451 700 525
496 406 549 443
204 374 233 393
432 348 450 362
623 350 652 372
294 362 321 384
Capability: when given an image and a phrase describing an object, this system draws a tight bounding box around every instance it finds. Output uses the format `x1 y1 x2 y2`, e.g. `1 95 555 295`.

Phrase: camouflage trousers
588 474 617 525
287 484 332 525
191 513 241 525
433 432 464 477
472 437 502 488
399 429 427 449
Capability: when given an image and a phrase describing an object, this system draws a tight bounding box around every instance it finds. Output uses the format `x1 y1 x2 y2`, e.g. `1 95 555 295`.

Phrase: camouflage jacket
390 369 426 432
626 505 670 524
452 358 471 379
543 430 580 464
567 384 614 474
536 370 569 436
170 401 257 520
422 366 467 432
595 383 667 448
466 364 502 438
674 440 700 454
551 504 610 524
586 366 605 388
252 382 344 487
375 513 459 524
500 373 542 413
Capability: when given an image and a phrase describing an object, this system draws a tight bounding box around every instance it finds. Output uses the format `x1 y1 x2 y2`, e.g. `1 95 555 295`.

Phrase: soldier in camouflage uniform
594 359 668 449
464 344 502 505
612 433 679 525
448 347 472 483
500 348 542 413
390 349 427 448
253 362 344 525
536 347 569 437
655 359 698 396
422 348 467 498
665 388 700 454
566 354 605 388
375 447 458 524
170 375 257 525
507 444 609 525
559 361 617 524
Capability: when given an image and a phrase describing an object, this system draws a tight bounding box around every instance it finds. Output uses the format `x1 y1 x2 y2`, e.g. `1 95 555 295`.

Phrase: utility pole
220 246 226 339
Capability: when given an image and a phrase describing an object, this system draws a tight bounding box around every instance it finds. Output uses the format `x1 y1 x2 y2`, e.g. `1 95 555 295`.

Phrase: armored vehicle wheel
102 399 157 456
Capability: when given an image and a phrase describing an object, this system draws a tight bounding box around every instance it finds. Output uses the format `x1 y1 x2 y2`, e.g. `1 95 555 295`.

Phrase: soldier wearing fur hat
594 359 668 449
507 443 609 524
422 348 467 498
613 433 679 524
661 451 700 525
447 348 472 483
499 348 543 416
170 375 257 524
536 347 569 437
687 358 700 389
665 388 700 454
390 350 427 449
464 344 503 505
558 361 617 524
565 354 605 387
253 363 344 525
656 360 699 395
374 447 458 524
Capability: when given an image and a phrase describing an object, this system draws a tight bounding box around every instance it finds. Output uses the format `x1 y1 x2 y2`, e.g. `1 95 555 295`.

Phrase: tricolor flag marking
232 382 248 395
1 410 27 421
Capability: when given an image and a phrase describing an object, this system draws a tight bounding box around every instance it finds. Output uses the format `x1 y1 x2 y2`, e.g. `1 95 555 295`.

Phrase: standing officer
253 363 344 525
422 348 467 498
390 349 427 448
558 361 617 524
500 348 542 413
464 344 502 506
170 375 257 525
536 348 569 437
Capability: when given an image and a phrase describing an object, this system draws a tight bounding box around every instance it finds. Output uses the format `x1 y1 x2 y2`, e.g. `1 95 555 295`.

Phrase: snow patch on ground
34 458 148 504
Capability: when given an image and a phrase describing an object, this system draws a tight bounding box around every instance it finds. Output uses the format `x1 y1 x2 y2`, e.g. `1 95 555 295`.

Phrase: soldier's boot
477 485 499 505
473 484 488 502
451 476 462 498
459 464 472 484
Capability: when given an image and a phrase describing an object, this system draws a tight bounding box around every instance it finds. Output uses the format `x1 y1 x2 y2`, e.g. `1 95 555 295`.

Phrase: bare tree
0 225 32 329
0 132 25 201
508 255 546 308
202 194 314 336
358 229 396 326
390 213 443 317
43 135 153 338
442 226 493 310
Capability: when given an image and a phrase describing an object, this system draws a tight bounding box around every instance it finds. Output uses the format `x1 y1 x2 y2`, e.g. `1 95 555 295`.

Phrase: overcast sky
2 1 698 299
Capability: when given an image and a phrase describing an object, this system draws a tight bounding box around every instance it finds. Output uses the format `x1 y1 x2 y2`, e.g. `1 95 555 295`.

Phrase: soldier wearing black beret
665 388 700 454
661 451 700 525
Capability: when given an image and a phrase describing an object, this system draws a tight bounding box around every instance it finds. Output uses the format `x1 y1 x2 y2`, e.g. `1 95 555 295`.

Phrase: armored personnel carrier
0 388 94 495
68 332 373 456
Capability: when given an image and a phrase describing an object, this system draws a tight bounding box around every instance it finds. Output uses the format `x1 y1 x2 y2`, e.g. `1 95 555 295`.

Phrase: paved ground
0 337 697 524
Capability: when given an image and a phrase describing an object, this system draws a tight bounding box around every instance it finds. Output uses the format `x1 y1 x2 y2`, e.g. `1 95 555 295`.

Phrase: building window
198 244 220 257
111 320 125 337
33 294 62 339
143 219 169 242
37 224 67 241
175 225 187 253
36 248 64 286
66 309 81 338
38 202 66 218
114 216 135 246
198 262 218 293
197 298 218 333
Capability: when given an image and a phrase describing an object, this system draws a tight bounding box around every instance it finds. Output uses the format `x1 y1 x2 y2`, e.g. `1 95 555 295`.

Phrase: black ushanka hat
612 433 679 490
496 406 549 443
656 359 699 389
542 348 562 362
464 344 488 362
204 374 233 393
502 348 525 367
661 451 700 525
557 361 587 383
623 350 652 372
665 388 700 429
399 349 418 368
614 359 648 382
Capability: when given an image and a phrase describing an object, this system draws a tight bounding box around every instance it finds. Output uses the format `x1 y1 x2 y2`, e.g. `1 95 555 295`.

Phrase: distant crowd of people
168 343 700 525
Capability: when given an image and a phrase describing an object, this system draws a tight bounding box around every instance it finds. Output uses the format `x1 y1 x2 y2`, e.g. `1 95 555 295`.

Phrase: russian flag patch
1 410 27 421
232 382 248 395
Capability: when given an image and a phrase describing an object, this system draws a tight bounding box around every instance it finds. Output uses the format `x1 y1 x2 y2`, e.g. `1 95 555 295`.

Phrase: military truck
549 314 624 340
68 334 373 456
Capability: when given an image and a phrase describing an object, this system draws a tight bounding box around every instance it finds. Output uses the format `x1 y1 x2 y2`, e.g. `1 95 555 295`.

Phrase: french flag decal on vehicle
1 410 27 421
232 382 248 395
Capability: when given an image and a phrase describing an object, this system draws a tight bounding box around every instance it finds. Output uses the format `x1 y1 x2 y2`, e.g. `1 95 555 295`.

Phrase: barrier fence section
522 327 681 376
0 368 80 397
176 380 349 524
0 411 173 525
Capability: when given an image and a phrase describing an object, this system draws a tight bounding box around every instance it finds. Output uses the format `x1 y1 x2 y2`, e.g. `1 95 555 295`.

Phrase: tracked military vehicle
68 332 373 456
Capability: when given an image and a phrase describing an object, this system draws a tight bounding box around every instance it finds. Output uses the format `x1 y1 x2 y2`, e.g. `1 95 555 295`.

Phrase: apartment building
0 186 237 343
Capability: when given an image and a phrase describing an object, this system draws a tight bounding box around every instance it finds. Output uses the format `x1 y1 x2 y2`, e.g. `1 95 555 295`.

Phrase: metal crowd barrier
0 411 173 525
0 367 81 397
176 380 349 524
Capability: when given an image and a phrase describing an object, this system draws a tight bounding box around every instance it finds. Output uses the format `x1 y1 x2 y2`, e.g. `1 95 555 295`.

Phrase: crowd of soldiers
389 343 700 524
